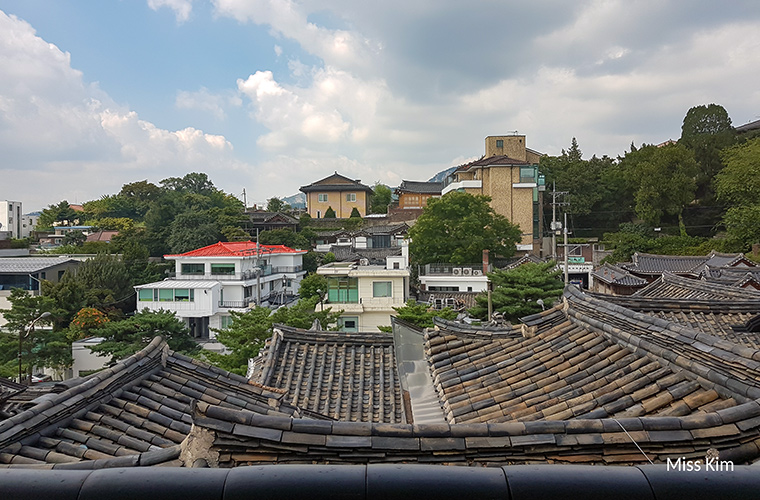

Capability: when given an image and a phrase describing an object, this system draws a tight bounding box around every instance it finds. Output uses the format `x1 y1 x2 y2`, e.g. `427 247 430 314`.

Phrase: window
182 263 204 275
520 166 536 183
373 281 393 298
174 289 192 301
346 193 356 202
393 262 400 270
338 317 359 333
327 277 359 303
211 263 235 275
496 139 504 148
159 289 174 302
138 289 154 301
318 194 328 202
221 315 233 329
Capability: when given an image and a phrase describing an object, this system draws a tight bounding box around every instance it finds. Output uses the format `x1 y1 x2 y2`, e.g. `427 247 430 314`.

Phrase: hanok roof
246 211 298 225
622 251 754 277
632 272 760 301
329 245 402 264
299 172 373 193
592 263 649 287
702 265 760 288
501 254 544 270
250 326 405 423
0 257 78 274
396 180 443 195
165 241 305 258
455 155 532 174
0 337 319 468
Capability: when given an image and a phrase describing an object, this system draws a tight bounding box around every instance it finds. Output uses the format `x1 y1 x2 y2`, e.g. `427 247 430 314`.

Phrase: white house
417 263 490 293
0 201 22 239
316 243 410 332
134 241 306 341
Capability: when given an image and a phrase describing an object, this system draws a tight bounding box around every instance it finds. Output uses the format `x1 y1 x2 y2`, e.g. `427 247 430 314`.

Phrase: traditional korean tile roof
0 337 317 468
396 181 443 194
501 254 544 270
299 172 373 193
329 245 402 264
632 272 760 301
592 263 649 287
702 265 760 288
165 241 305 258
250 326 405 423
622 251 754 278
418 291 482 310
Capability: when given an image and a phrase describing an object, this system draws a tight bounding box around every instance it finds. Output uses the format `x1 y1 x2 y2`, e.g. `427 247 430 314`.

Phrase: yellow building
442 135 544 253
300 172 373 219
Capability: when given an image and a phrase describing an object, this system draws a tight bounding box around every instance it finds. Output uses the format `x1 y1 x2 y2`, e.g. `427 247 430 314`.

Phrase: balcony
441 180 482 195
170 265 303 281
218 297 257 308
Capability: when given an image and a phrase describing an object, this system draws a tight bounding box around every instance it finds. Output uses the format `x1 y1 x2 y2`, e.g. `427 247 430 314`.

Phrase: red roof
165 241 306 258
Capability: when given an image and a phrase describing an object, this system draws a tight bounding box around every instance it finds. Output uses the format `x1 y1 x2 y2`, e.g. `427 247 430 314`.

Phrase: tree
679 104 737 203
205 297 341 375
298 273 328 301
37 201 79 229
350 207 362 218
716 137 760 248
259 228 309 249
62 230 87 247
324 207 337 218
408 191 521 265
88 309 199 365
469 262 564 322
620 143 698 227
0 288 70 380
379 300 457 331
168 211 220 254
266 197 289 212
370 183 392 214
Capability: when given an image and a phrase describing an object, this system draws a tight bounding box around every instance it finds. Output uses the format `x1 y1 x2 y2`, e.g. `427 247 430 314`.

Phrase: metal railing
170 266 302 280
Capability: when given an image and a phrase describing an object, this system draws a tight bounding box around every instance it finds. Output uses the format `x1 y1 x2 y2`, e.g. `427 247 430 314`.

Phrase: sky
1 1 759 212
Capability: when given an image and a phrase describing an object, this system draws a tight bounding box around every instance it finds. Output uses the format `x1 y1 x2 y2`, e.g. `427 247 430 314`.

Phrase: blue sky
1 0 760 211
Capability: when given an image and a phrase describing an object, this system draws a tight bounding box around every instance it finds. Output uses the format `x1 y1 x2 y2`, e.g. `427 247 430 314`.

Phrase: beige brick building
442 135 544 253
300 172 374 219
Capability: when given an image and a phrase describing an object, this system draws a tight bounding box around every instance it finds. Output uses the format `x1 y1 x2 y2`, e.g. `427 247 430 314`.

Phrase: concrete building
299 172 373 219
442 135 544 252
0 201 22 239
134 241 306 341
316 245 410 332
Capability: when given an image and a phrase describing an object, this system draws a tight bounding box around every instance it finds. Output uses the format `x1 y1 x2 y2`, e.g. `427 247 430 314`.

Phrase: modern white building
316 245 410 333
134 241 307 341
0 201 22 239
417 263 491 294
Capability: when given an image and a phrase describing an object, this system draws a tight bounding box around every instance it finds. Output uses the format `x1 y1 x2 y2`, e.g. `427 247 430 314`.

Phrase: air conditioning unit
462 268 472 276
452 268 463 276
473 270 483 276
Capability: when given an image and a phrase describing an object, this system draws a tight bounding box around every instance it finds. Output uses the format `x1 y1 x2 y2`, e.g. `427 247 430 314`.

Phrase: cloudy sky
1 1 759 212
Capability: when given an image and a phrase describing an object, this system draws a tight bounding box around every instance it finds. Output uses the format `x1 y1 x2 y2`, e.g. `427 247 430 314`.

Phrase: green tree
0 289 70 380
620 143 698 227
88 309 199 365
168 211 221 254
266 197 289 212
324 206 337 218
259 228 310 249
379 300 457 331
205 297 341 375
38 201 79 230
408 191 521 265
370 183 392 214
350 207 362 218
716 136 760 248
469 262 564 322
298 273 328 300
62 230 87 247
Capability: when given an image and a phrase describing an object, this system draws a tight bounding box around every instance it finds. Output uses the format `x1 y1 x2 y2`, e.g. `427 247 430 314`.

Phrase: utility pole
241 189 248 210
563 212 569 285
256 229 261 306
550 182 568 260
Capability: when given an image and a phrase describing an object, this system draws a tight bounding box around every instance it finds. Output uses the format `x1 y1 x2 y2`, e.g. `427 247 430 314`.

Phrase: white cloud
0 10 252 211
175 87 241 119
147 0 193 23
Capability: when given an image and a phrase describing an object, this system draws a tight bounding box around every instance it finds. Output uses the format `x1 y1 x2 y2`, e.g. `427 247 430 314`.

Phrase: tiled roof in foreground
251 326 405 423
0 337 316 468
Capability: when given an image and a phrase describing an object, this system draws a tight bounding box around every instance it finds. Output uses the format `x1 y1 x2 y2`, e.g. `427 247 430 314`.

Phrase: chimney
482 249 490 274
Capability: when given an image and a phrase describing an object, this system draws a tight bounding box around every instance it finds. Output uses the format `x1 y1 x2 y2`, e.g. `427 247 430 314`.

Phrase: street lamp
18 311 51 385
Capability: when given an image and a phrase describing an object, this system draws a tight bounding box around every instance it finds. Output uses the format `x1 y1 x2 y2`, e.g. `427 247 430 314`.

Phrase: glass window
221 315 233 329
158 289 174 301
327 277 358 303
346 193 356 202
174 289 191 301
318 193 328 202
338 317 359 332
373 281 392 297
496 139 504 148
182 263 204 275
211 264 235 275
138 289 153 301
520 166 536 183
